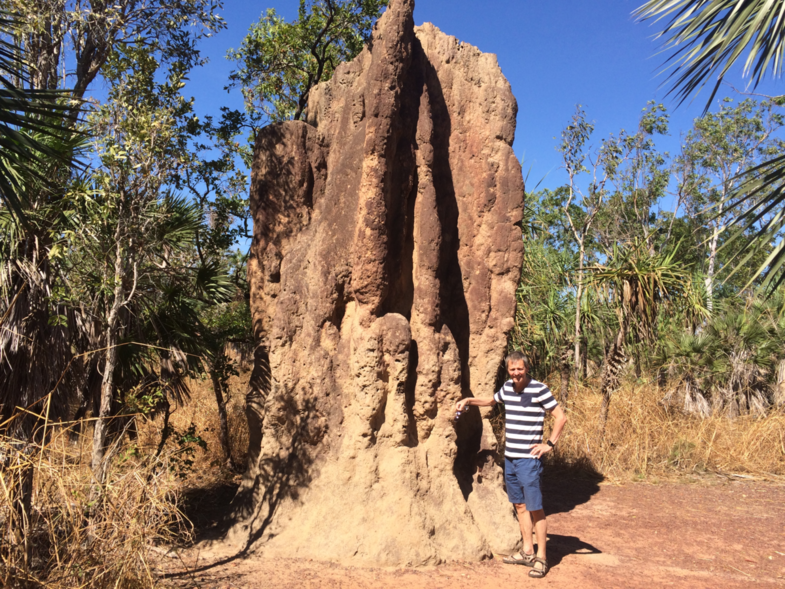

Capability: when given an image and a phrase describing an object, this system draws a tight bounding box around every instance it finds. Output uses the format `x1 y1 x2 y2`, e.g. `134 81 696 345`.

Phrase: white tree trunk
573 242 585 377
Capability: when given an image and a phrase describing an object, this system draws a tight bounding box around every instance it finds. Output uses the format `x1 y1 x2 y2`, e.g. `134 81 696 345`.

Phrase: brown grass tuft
549 381 785 481
134 371 249 486
1 419 192 588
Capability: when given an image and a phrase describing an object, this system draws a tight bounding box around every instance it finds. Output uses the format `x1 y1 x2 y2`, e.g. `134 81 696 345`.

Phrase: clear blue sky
189 0 783 195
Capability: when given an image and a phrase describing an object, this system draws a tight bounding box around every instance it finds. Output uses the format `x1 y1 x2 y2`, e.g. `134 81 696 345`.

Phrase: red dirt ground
163 477 785 588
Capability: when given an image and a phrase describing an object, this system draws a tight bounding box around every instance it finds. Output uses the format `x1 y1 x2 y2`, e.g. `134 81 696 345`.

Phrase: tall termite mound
229 0 525 565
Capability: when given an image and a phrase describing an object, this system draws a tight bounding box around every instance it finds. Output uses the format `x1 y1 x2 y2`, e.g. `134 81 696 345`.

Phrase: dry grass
0 370 249 588
135 371 249 486
550 380 785 481
179 367 785 484
0 421 192 588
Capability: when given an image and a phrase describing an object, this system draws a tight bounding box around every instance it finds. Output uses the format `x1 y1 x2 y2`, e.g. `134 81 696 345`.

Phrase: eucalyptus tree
556 107 618 378
595 102 670 255
0 0 224 435
79 36 243 481
673 98 784 310
0 1 226 497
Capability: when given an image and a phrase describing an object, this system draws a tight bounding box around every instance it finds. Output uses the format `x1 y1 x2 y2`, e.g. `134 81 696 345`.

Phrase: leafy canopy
227 0 388 123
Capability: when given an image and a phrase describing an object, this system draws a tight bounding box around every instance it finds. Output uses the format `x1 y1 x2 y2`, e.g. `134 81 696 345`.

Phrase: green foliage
590 239 705 342
518 98 785 418
595 102 670 251
167 423 209 478
656 296 785 415
635 0 785 294
227 0 388 123
0 11 83 219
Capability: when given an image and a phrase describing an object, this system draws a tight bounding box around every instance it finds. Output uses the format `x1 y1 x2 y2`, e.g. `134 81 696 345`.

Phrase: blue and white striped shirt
494 379 558 459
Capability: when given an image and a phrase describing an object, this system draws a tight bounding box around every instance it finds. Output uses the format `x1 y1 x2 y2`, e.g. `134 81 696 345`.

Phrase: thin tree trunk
573 243 585 379
559 348 571 406
211 358 238 471
91 239 125 484
705 201 724 314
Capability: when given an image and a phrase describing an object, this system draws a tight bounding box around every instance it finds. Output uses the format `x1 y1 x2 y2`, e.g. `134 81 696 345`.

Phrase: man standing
455 350 567 578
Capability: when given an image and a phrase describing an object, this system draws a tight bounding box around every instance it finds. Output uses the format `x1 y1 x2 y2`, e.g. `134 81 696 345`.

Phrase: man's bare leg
514 503 535 556
530 508 548 573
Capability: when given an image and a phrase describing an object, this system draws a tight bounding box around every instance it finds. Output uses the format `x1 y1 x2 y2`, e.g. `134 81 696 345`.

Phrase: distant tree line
513 98 785 425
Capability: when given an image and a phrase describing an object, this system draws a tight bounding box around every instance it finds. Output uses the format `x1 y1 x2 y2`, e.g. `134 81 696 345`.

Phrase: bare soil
163 476 785 588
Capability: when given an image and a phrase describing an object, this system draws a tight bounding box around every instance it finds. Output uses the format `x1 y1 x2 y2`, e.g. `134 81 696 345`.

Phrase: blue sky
188 0 783 197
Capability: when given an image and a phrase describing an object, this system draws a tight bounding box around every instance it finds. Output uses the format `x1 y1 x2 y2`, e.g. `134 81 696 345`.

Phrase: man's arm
455 396 497 411
529 405 567 458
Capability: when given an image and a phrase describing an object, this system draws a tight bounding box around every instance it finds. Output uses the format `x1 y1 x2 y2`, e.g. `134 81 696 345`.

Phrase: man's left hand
529 443 552 459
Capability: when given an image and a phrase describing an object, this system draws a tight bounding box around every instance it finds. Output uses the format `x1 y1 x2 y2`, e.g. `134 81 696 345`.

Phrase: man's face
508 359 528 384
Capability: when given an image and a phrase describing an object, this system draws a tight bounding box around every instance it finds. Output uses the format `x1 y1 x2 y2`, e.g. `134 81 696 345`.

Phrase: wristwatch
546 440 555 448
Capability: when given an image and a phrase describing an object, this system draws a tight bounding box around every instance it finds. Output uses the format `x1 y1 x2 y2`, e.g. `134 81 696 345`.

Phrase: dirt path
164 478 785 588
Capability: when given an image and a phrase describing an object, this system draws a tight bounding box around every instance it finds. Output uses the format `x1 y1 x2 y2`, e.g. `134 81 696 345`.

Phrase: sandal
529 557 549 578
502 551 535 566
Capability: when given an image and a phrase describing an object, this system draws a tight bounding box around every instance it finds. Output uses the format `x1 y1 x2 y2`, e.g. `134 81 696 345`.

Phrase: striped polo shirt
494 379 558 459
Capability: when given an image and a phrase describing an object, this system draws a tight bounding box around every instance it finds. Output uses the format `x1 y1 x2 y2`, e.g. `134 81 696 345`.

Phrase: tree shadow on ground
179 480 240 543
164 394 317 581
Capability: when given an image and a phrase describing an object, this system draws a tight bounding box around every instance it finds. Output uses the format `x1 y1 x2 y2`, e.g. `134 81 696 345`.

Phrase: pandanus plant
589 240 706 432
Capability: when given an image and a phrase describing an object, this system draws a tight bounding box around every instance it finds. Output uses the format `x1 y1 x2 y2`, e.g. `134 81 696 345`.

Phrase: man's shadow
535 456 605 567
544 534 602 567
541 454 603 515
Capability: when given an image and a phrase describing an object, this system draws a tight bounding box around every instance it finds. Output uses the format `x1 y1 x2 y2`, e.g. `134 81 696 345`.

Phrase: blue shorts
504 457 543 511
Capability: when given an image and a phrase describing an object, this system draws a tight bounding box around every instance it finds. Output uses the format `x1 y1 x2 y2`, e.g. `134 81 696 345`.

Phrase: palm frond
718 152 785 292
0 11 84 219
635 0 785 110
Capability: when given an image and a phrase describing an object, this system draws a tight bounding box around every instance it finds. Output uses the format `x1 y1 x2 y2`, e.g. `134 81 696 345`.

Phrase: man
455 350 567 578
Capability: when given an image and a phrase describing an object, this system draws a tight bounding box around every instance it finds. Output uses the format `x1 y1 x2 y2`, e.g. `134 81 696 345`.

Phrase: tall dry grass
549 381 785 480
0 419 191 588
135 372 249 483
183 367 785 483
0 369 249 588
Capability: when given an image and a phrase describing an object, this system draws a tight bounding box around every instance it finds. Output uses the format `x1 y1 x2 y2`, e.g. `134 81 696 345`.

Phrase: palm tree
0 12 85 560
657 299 782 416
636 0 785 291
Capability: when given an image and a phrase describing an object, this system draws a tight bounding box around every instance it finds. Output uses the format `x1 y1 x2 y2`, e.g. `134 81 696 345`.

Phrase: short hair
505 350 531 369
